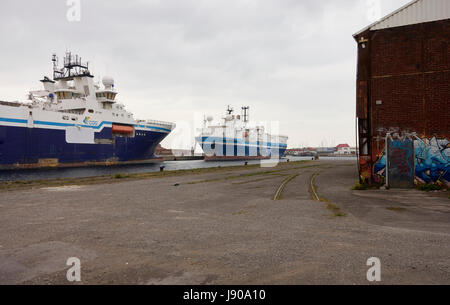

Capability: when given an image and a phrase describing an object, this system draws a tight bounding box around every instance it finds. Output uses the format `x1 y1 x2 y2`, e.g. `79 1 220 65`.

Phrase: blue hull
196 136 287 159
0 125 169 168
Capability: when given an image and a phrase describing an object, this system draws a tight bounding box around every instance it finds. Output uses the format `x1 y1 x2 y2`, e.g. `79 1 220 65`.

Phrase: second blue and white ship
196 106 288 161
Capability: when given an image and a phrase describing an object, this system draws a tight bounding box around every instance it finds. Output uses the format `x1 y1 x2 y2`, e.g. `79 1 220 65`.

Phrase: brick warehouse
353 0 449 187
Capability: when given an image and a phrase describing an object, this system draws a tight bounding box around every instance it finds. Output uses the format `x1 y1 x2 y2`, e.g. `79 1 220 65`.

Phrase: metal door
386 138 415 189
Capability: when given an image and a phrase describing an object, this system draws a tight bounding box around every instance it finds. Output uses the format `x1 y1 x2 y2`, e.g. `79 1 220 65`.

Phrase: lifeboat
112 124 134 134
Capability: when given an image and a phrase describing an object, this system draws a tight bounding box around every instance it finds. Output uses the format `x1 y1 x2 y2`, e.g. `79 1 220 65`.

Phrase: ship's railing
139 119 175 128
58 109 85 114
0 101 26 107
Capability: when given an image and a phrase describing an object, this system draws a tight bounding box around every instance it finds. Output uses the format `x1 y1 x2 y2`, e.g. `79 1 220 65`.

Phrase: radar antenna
226 105 234 115
52 51 92 80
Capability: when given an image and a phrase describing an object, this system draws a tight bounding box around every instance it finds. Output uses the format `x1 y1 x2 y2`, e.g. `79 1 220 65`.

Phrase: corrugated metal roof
354 0 450 36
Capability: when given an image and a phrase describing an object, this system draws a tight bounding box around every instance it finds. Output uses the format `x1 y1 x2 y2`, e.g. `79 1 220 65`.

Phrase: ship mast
226 105 234 115
52 51 91 80
241 106 249 123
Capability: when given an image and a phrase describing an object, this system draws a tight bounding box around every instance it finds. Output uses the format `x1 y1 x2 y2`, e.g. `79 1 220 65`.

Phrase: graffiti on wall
374 137 450 187
386 139 415 188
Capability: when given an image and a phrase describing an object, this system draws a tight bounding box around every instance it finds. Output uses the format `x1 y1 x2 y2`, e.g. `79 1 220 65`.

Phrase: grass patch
114 173 130 179
310 173 346 217
187 167 304 185
0 160 311 192
186 178 222 185
416 183 445 192
352 182 370 190
325 202 346 217
352 181 385 190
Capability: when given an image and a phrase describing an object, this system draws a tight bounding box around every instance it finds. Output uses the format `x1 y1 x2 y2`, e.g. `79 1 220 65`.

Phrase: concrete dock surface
0 160 449 284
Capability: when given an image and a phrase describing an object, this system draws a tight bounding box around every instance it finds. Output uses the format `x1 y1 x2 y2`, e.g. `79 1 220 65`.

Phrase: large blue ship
0 52 175 169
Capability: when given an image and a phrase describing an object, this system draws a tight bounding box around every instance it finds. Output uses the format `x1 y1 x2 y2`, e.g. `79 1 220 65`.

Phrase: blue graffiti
415 138 449 184
374 137 450 186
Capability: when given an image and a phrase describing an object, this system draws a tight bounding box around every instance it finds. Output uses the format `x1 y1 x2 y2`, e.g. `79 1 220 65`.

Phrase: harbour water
0 156 356 182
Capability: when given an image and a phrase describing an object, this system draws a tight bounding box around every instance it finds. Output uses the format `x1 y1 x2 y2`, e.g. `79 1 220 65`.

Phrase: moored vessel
196 106 288 161
0 52 175 169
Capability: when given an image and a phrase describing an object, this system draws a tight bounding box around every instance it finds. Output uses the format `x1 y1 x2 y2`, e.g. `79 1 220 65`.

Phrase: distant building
335 144 351 155
353 0 450 185
316 147 335 156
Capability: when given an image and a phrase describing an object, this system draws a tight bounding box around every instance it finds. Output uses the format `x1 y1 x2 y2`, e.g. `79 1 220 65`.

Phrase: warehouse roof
354 0 450 37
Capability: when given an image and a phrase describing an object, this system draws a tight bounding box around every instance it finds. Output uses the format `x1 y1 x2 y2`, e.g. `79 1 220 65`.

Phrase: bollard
287 159 290 163
245 161 248 166
160 166 165 172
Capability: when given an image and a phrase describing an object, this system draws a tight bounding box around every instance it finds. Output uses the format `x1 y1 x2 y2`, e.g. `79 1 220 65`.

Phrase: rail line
273 173 299 200
309 172 320 201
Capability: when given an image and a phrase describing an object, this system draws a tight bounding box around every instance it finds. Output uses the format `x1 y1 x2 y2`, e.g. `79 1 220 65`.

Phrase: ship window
71 117 77 121
56 91 73 99
63 116 69 120
88 109 94 113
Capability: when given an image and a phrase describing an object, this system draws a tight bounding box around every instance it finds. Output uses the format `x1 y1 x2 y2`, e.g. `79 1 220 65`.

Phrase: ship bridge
95 76 117 110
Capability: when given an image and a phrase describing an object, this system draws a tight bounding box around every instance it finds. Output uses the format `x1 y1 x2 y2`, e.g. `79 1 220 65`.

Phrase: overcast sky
0 0 411 149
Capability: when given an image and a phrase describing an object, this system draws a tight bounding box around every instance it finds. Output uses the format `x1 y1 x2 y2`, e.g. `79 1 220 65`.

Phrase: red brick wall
370 25 422 77
371 75 424 135
424 71 450 136
369 19 449 138
355 19 450 183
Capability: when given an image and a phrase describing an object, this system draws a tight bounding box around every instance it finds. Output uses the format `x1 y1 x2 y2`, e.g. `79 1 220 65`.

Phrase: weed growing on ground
352 183 370 190
417 183 445 192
